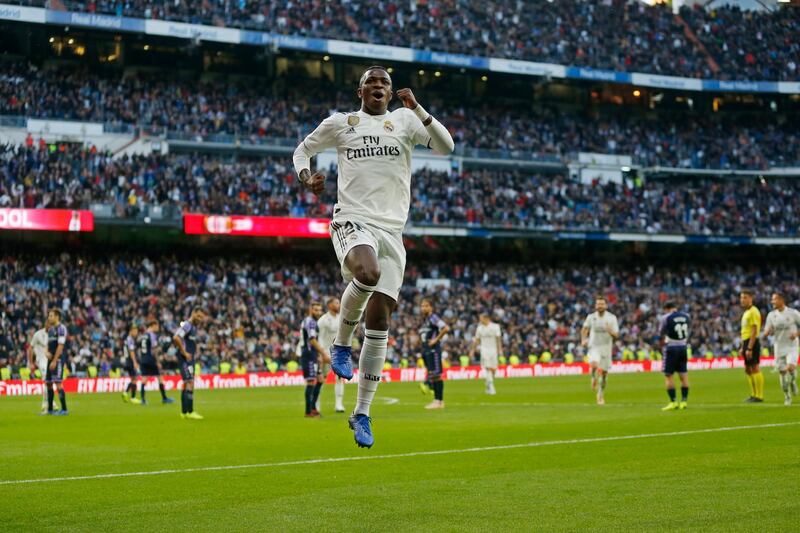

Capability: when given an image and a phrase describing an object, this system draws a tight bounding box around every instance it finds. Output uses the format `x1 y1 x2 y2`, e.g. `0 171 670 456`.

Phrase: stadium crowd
2 143 799 236
15 1 799 80
2 63 799 169
1 253 796 377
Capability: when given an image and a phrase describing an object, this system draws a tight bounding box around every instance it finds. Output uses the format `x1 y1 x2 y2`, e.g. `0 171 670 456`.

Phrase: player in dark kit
301 302 329 418
122 325 142 404
659 301 690 411
44 309 69 415
173 307 208 420
420 299 450 410
137 320 174 405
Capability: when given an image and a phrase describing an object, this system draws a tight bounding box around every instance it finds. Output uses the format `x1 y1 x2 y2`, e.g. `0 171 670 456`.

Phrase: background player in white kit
317 297 345 413
469 313 502 395
762 292 800 405
581 296 619 405
26 324 49 413
293 65 454 448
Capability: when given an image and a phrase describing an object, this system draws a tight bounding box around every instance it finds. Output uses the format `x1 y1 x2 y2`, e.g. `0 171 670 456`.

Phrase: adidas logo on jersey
345 127 356 134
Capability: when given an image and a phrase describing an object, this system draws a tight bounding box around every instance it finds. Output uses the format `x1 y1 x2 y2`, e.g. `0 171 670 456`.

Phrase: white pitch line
2 421 797 486
458 402 794 408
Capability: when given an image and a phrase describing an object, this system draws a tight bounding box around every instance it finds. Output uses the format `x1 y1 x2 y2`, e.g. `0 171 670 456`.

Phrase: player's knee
353 264 381 286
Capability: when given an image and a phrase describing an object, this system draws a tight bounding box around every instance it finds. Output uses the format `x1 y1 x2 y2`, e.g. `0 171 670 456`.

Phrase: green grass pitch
2 368 799 532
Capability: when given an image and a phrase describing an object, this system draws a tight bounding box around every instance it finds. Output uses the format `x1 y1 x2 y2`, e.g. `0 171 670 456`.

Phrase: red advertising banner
0 208 94 232
183 214 329 238
0 358 773 397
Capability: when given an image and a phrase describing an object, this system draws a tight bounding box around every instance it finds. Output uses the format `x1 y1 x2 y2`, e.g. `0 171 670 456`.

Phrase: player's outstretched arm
397 88 455 155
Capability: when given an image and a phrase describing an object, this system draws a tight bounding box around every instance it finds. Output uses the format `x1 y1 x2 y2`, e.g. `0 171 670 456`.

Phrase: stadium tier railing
0 3 798 94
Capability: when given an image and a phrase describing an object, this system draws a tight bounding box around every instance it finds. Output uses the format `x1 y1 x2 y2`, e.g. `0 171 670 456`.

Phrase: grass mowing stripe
2 420 797 486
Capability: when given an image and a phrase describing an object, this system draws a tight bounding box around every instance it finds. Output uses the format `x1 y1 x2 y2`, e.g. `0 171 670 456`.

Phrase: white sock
354 329 388 416
485 371 494 387
334 279 376 347
335 377 344 407
780 373 789 393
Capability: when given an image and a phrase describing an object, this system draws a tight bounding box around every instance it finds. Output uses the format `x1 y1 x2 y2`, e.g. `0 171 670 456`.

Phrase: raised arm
397 88 455 155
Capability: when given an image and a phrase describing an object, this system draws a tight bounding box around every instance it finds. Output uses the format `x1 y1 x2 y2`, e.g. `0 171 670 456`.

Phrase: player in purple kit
138 320 174 405
122 325 142 404
420 299 450 410
44 309 69 415
172 307 208 420
300 302 329 418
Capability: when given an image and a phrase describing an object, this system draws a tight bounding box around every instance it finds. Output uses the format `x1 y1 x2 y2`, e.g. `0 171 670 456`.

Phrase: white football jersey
475 322 501 357
583 312 619 350
294 107 432 233
765 307 800 348
317 311 339 351
31 328 48 362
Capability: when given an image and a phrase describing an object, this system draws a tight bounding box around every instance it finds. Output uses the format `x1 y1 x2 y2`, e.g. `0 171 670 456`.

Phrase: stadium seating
15 1 798 80
2 63 797 170
2 144 799 236
1 253 797 376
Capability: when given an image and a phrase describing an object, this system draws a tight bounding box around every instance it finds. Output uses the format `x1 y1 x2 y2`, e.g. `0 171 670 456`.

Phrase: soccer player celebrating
317 297 345 413
658 301 690 411
300 302 329 418
44 309 69 415
419 299 450 409
581 296 619 405
740 290 764 403
469 313 503 395
122 325 142 404
173 307 208 420
137 320 174 405
26 323 49 414
762 292 800 406
293 66 454 447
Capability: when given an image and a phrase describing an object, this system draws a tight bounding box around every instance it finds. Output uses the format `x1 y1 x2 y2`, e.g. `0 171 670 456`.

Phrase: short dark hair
192 306 207 315
310 301 322 308
48 308 62 319
664 301 677 310
359 65 390 87
421 297 434 307
325 297 338 307
147 319 158 327
772 292 786 301
740 289 754 297
595 296 607 303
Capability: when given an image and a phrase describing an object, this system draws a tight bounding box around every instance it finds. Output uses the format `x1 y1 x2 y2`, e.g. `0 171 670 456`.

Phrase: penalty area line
2 421 798 486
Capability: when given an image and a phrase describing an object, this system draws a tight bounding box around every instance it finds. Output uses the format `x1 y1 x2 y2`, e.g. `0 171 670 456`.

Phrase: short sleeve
305 320 318 339
175 321 191 338
583 315 591 329
57 325 67 344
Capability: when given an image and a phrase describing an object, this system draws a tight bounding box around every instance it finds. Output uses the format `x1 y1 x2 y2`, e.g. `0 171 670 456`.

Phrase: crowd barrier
0 358 774 397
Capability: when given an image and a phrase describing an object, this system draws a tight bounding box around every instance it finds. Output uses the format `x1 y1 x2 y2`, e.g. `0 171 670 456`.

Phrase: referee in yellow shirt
740 290 764 402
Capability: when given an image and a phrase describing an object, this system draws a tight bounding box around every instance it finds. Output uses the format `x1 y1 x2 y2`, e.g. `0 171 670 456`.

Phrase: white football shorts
330 219 406 301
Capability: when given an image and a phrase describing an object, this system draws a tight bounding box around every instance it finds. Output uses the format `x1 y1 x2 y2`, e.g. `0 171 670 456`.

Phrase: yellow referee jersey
741 306 761 340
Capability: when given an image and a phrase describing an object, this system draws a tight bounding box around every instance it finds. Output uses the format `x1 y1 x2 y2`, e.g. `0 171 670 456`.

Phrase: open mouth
371 90 385 100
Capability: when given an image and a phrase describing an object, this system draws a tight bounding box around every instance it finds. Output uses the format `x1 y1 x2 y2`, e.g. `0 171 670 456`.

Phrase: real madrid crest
383 120 394 133
347 115 360 127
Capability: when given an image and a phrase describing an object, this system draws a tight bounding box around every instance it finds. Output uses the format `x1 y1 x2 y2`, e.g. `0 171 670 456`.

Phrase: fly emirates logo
346 135 401 161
